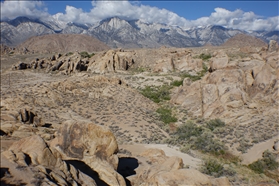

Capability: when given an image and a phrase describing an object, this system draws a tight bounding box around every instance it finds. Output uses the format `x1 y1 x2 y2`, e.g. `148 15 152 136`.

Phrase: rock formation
2 120 129 185
171 45 279 128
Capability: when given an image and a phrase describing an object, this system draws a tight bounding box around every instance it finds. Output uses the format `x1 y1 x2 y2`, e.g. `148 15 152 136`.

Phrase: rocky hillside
1 40 279 185
222 34 268 48
0 44 15 55
16 34 110 54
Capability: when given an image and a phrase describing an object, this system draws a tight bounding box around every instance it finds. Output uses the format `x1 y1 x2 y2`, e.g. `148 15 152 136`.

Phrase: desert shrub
80 51 95 58
206 119 225 131
140 85 171 103
174 121 226 154
198 53 211 61
201 159 224 177
66 52 73 56
176 121 203 140
180 63 208 82
237 139 253 153
156 106 177 124
171 80 183 87
180 73 202 81
132 67 147 73
192 131 226 154
198 63 208 77
223 166 237 177
249 150 279 174
217 151 241 164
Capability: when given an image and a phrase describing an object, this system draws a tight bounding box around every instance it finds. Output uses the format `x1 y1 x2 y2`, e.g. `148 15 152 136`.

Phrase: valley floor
1 48 278 185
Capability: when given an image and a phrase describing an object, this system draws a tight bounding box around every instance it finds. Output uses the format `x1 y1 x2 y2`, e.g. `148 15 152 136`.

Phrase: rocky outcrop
128 148 230 186
87 49 136 74
12 52 89 74
209 50 229 71
267 40 279 52
2 121 126 185
12 48 206 75
3 135 57 167
0 44 15 55
171 49 279 126
50 120 126 186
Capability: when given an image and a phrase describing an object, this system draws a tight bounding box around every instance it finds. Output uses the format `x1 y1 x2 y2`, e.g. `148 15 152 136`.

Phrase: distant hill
0 44 15 55
16 34 110 53
222 34 267 48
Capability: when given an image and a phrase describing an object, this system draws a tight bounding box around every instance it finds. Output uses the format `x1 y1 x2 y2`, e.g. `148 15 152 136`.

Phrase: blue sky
44 1 279 20
1 0 278 31
144 1 279 19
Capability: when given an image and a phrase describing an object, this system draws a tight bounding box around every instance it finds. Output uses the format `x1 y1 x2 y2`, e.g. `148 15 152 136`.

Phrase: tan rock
252 64 276 93
210 50 229 71
1 123 17 134
211 177 231 186
139 168 212 186
248 103 258 109
5 135 57 167
1 113 17 121
11 131 35 138
268 40 279 52
51 120 126 186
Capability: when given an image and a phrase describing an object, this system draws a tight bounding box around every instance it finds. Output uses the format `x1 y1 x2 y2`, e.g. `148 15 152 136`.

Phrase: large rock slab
51 120 126 186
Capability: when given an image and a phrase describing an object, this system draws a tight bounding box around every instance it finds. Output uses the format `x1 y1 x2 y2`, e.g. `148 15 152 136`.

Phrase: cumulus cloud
51 2 279 31
52 1 191 27
0 0 49 20
1 0 278 31
192 8 279 31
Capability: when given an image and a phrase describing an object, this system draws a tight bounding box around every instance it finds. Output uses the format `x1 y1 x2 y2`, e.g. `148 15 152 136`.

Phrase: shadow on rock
117 157 139 186
0 167 26 186
65 160 109 186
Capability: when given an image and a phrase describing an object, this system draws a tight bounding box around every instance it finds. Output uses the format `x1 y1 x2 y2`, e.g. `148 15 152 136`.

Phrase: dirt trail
241 135 278 165
120 144 202 169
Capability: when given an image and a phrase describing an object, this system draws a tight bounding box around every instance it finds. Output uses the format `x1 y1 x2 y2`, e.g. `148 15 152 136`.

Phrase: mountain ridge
1 16 278 48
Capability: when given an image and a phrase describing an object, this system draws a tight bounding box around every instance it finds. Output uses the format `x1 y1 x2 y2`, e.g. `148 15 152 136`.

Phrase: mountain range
1 16 278 48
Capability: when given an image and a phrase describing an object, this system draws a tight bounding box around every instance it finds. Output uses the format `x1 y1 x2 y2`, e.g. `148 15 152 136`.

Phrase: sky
1 0 278 31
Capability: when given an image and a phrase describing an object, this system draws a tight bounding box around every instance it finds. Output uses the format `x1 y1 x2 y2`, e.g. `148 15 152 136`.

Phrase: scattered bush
180 73 202 81
198 53 212 61
174 120 226 154
140 85 171 103
237 139 253 153
80 51 95 58
66 52 73 56
206 119 225 131
193 131 226 154
156 106 177 124
132 67 147 73
176 121 203 140
201 159 224 177
170 80 183 87
180 63 208 82
248 150 279 174
198 63 208 77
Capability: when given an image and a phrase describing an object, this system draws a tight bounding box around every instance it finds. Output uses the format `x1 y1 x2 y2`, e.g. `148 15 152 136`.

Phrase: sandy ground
120 144 202 169
241 135 279 165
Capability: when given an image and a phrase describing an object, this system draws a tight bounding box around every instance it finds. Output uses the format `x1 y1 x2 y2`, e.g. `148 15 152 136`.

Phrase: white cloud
0 0 49 20
1 0 278 31
191 8 278 31
51 1 192 27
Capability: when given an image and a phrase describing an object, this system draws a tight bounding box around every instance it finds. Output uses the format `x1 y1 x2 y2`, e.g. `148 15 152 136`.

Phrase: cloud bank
1 0 278 31
0 0 49 20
